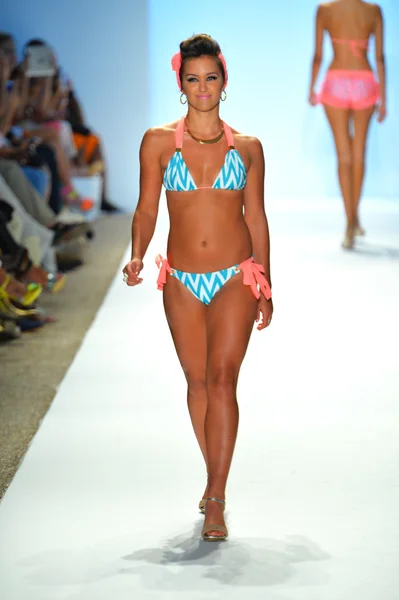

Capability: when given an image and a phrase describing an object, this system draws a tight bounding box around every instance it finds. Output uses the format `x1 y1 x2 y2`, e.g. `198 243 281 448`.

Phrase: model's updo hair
179 34 226 84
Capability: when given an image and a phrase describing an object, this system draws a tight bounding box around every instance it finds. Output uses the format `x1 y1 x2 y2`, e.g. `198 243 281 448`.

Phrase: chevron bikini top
163 117 247 192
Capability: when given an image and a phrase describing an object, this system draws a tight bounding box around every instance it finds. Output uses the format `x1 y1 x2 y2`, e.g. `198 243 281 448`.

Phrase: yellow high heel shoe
0 287 39 317
1 273 42 306
46 272 66 294
201 497 228 542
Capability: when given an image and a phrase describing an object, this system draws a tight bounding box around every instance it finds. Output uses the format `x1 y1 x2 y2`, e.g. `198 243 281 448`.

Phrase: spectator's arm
15 60 31 122
0 84 21 136
48 77 65 114
0 143 29 159
0 55 11 119
67 90 85 127
0 100 18 135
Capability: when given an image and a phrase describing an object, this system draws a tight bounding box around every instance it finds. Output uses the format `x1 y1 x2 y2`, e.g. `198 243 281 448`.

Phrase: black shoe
50 222 89 246
56 255 84 272
101 199 120 213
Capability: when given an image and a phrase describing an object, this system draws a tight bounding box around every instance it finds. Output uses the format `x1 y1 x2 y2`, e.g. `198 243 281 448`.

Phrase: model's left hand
256 295 273 331
377 102 387 123
308 90 317 106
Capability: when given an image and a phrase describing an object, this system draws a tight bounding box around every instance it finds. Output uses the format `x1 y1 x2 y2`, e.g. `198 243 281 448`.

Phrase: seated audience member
0 33 93 212
0 201 56 288
24 38 118 213
1 27 120 343
65 89 117 212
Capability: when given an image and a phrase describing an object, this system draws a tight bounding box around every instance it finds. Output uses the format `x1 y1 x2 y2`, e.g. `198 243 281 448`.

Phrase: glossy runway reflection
1 196 399 600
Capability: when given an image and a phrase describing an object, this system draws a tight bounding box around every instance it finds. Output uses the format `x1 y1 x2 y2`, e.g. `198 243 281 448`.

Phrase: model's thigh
323 106 352 159
163 274 207 382
206 275 258 383
352 107 375 160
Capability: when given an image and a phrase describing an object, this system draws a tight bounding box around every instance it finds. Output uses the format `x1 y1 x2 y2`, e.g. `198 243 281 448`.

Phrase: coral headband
171 51 228 91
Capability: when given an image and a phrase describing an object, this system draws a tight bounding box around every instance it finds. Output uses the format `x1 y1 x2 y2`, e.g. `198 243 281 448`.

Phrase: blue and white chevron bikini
156 118 271 305
163 117 247 192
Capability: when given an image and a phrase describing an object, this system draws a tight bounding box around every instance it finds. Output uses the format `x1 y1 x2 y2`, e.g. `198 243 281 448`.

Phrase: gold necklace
185 120 225 145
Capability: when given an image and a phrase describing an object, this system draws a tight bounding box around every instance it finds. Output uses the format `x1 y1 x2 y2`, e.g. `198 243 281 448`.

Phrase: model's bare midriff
165 189 252 272
329 48 372 71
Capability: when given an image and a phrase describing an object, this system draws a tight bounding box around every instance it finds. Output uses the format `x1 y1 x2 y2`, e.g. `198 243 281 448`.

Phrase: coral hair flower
171 53 182 73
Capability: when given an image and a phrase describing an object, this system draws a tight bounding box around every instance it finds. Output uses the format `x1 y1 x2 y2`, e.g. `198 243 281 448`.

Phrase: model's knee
337 152 352 167
207 364 239 392
352 152 365 166
186 373 207 396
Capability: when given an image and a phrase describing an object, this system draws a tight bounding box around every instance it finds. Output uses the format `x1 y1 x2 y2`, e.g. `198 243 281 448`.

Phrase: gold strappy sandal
199 497 226 515
354 224 366 237
201 497 228 542
342 227 355 250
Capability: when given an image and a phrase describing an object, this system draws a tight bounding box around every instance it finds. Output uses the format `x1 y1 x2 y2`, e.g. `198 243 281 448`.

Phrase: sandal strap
202 524 228 537
205 497 226 506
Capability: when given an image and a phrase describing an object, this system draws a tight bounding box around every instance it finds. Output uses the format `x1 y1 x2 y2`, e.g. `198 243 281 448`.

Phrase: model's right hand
123 257 143 286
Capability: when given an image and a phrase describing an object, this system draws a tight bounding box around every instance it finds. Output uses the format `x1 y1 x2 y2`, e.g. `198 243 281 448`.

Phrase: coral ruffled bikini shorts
317 70 380 110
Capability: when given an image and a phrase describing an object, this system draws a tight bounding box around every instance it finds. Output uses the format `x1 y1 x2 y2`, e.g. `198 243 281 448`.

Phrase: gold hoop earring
221 90 227 102
180 93 187 105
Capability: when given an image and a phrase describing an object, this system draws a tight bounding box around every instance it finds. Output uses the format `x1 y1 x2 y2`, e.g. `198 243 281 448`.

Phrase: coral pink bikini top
332 38 369 57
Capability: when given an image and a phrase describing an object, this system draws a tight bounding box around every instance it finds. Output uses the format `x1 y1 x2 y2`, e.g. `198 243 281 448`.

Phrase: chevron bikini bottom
156 255 272 306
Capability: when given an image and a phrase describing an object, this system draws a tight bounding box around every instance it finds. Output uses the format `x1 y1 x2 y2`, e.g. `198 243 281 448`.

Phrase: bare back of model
309 0 386 250
324 0 380 70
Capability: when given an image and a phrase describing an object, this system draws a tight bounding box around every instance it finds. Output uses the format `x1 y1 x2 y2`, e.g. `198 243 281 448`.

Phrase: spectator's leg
0 174 54 263
24 128 79 189
22 166 51 200
0 160 55 227
0 210 23 257
88 139 117 211
35 144 63 214
44 120 78 160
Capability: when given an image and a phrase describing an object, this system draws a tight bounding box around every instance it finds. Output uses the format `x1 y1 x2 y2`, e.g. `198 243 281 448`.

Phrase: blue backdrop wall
0 0 398 207
148 0 398 200
0 0 149 210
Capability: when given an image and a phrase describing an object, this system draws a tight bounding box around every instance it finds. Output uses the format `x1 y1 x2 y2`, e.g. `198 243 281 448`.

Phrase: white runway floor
1 197 399 600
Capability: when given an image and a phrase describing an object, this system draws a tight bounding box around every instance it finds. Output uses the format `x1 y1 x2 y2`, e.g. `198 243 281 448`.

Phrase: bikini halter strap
175 117 235 149
223 122 235 148
175 117 185 149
